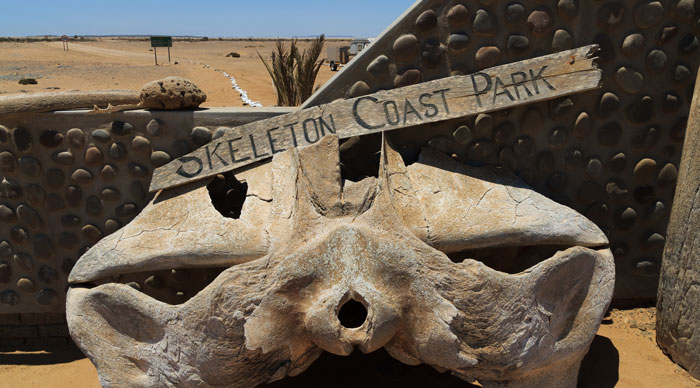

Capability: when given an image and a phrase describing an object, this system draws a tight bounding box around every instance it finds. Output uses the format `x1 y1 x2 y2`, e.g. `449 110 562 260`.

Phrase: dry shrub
258 35 325 106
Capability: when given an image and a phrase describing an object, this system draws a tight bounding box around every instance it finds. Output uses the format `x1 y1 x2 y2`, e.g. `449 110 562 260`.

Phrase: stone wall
0 108 292 316
307 0 700 303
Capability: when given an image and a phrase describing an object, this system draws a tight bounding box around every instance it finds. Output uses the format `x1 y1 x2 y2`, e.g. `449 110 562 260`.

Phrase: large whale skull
67 135 614 388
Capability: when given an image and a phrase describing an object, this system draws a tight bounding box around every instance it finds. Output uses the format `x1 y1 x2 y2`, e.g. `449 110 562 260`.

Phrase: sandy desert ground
0 38 351 107
1 40 699 388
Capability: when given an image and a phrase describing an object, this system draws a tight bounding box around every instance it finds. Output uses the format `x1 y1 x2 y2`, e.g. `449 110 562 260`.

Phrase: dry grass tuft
258 35 325 106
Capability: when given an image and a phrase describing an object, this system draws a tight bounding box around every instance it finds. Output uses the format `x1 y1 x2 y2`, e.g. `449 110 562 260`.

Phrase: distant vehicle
327 38 374 71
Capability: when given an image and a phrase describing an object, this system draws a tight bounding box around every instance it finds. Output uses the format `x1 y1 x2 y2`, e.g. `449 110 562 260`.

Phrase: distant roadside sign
61 35 68 42
150 36 173 48
150 36 173 65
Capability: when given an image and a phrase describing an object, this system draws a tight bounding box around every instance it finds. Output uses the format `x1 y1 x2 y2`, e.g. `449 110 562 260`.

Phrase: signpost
61 35 69 51
149 45 602 193
150 36 173 65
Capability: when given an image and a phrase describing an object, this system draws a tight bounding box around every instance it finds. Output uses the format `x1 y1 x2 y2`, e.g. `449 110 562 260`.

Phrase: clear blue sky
0 0 414 38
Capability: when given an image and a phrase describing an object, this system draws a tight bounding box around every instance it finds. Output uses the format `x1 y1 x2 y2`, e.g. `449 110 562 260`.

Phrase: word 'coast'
150 45 601 192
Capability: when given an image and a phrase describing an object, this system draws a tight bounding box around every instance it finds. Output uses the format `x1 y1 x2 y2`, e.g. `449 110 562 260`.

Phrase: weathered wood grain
0 90 139 115
150 45 601 192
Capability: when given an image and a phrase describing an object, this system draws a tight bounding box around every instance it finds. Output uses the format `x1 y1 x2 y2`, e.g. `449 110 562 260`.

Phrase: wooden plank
150 45 602 192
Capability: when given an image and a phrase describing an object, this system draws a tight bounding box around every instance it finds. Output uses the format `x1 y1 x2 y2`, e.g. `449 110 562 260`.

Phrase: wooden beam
150 45 602 192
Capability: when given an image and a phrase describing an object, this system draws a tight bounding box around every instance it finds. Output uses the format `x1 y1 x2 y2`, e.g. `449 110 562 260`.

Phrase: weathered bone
67 135 614 388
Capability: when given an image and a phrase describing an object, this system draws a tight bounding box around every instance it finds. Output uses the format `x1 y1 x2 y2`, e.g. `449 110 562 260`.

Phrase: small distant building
327 38 373 69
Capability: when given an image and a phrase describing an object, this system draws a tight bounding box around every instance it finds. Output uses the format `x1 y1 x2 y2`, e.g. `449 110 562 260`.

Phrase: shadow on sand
578 335 620 388
0 344 86 366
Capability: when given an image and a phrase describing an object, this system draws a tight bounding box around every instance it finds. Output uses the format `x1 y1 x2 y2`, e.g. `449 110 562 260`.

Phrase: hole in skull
339 134 381 182
260 348 474 388
448 245 568 274
93 267 228 305
207 172 248 219
338 299 368 328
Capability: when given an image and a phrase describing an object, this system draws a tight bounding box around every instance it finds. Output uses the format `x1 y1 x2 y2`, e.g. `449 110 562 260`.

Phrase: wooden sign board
150 45 602 192
150 36 173 48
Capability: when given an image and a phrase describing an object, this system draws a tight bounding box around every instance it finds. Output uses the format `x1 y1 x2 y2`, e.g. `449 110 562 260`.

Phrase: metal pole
154 47 158 66
168 47 171 64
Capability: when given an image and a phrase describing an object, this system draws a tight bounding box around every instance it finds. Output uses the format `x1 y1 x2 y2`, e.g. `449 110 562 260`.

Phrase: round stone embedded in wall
128 163 149 178
448 34 470 53
513 136 536 158
475 46 501 69
633 158 657 181
71 168 93 185
38 265 58 284
66 128 86 149
615 66 644 94
100 187 121 202
36 288 58 305
494 122 515 144
1 178 22 200
622 33 644 55
415 9 438 31
146 119 161 136
86 195 103 216
552 29 573 51
110 121 133 137
0 151 16 173
16 277 36 292
447 4 470 26
19 156 41 177
109 143 127 161
617 207 638 230
105 218 122 235
606 180 629 200
506 3 525 23
12 127 32 152
132 136 152 153
634 1 664 29
422 40 443 67
347 81 371 98
91 129 111 143
392 34 420 62
0 290 19 305
47 194 65 211
573 112 591 138
674 64 690 82
646 50 668 73
61 214 81 228
100 165 118 181
499 148 518 171
58 232 79 249
82 224 104 242
394 69 422 88
33 234 53 260
84 146 104 166
527 9 553 35
607 153 627 174
507 35 530 53
54 151 75 165
0 204 16 223
657 163 678 187
473 9 497 36
13 252 33 271
116 203 138 218
585 158 604 178
467 140 496 160
558 0 577 19
0 241 11 258
367 55 390 79
40 130 63 148
16 205 42 230
679 34 699 55
0 262 10 284
598 92 620 116
453 125 473 145
66 185 83 207
0 125 8 144
597 2 625 27
150 151 171 167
